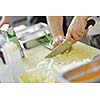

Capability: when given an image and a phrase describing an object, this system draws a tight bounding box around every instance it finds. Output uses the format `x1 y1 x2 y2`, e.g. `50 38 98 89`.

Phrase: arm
47 16 64 47
66 16 90 43
47 16 64 37
0 16 10 27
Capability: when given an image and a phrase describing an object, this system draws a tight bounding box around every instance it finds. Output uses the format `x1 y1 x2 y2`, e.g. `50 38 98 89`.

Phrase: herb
37 31 53 50
44 31 53 43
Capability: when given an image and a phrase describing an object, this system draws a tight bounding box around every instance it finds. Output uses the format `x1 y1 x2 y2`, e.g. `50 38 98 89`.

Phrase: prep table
8 24 100 82
20 41 100 82
22 41 100 69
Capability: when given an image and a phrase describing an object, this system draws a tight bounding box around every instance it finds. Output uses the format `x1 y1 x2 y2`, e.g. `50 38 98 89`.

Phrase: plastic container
2 40 26 82
0 64 14 83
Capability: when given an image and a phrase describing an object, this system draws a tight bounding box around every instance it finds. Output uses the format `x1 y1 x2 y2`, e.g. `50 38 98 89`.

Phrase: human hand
66 16 89 43
53 35 65 48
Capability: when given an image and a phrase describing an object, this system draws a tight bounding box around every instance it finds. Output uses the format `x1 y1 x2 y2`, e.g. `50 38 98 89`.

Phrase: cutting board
22 41 100 70
52 41 100 67
20 41 100 83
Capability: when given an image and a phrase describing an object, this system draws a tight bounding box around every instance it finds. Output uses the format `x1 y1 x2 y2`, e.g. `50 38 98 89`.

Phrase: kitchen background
0 16 100 83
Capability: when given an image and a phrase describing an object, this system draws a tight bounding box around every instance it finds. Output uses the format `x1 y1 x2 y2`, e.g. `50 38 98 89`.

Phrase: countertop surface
19 41 100 82
22 41 100 70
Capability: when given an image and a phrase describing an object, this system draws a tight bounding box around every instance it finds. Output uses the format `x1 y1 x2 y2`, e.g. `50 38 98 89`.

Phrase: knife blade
45 19 96 58
45 41 74 58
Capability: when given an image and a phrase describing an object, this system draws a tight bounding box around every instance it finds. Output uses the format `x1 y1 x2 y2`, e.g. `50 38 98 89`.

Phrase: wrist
53 33 64 39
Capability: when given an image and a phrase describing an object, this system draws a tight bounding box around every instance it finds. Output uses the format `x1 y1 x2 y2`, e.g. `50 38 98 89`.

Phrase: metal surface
45 41 74 58
18 23 49 39
17 23 50 49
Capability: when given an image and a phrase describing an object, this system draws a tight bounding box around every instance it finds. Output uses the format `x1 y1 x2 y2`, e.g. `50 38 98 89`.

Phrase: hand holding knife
46 19 95 58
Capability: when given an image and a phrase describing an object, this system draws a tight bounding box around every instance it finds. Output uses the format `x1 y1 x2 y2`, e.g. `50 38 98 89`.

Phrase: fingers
66 32 85 43
66 33 83 43
66 33 75 43
66 31 77 43
53 35 64 48
66 16 89 43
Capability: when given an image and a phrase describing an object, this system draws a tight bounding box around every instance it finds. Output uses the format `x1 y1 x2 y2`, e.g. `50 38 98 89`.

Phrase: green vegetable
37 31 53 50
44 31 53 43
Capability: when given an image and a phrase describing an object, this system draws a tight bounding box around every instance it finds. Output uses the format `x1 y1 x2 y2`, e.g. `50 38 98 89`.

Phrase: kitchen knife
45 19 95 58
45 41 74 58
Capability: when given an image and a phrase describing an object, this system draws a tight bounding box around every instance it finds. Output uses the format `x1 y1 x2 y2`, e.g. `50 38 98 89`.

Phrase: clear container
2 41 26 82
0 64 14 83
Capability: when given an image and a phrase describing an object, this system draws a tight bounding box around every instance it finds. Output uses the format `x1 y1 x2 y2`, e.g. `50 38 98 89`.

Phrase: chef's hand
53 35 73 51
66 16 89 43
53 35 65 48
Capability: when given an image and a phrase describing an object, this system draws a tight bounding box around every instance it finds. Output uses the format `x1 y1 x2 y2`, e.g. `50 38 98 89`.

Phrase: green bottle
7 27 25 58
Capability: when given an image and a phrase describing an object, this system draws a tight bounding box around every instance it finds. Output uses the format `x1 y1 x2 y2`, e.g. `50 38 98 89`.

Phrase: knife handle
85 19 96 29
